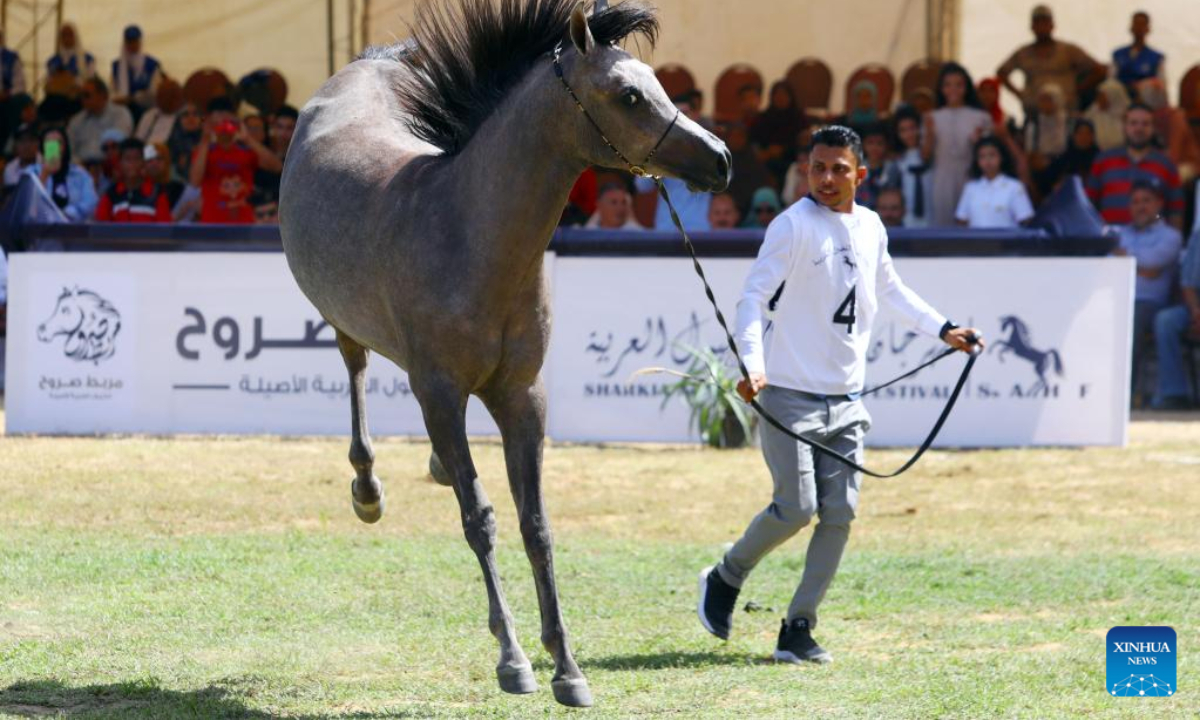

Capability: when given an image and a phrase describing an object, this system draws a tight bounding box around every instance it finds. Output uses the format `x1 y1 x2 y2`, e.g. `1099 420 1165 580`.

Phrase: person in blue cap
112 24 163 122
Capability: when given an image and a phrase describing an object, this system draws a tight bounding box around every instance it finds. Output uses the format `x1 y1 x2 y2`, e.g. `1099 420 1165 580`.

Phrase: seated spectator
1088 103 1184 228
1085 79 1130 151
909 87 935 116
840 79 882 137
1113 180 1182 399
26 127 98 221
67 77 133 163
253 105 299 203
45 22 96 94
1024 83 1069 197
251 191 279 224
167 101 203 180
634 174 710 231
1113 11 1165 100
707 192 741 229
111 25 163 121
723 122 773 216
742 186 781 228
956 136 1034 228
855 123 900 209
893 107 931 228
1137 78 1200 181
95 137 170 222
1043 118 1099 191
244 114 267 146
676 89 714 132
1153 230 1200 409
876 187 906 227
737 85 762 128
144 142 186 211
190 98 276 224
751 81 808 183
98 127 128 191
134 78 184 145
585 183 645 230
781 144 810 206
3 125 40 189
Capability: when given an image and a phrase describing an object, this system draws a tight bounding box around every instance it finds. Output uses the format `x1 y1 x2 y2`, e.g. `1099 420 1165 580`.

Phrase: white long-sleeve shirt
735 197 947 395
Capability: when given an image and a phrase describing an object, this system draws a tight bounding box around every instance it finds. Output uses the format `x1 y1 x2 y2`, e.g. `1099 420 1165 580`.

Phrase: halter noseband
551 41 678 179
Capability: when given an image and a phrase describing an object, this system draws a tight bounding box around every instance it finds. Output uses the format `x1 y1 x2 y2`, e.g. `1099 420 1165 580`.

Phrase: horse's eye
621 89 641 108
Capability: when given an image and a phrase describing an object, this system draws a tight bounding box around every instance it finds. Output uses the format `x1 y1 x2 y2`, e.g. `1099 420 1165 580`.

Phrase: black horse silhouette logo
992 315 1063 392
37 287 122 364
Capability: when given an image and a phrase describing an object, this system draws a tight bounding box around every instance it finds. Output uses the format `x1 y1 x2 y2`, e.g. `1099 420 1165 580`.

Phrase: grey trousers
717 385 871 628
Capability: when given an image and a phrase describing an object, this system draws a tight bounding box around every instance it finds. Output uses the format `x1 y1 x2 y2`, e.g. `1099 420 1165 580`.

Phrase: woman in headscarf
167 100 204 181
1137 77 1200 180
841 79 880 136
1024 83 1070 197
977 77 1005 127
1043 118 1100 193
922 62 992 226
741 186 782 228
750 81 808 183
1085 78 1130 151
27 126 98 221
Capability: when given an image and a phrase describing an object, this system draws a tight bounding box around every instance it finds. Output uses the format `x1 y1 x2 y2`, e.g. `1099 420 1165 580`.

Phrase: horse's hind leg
414 376 535 695
485 379 591 708
337 330 384 523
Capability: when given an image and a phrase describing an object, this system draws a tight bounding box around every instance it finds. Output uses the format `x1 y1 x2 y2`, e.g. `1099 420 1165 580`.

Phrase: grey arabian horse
279 0 730 707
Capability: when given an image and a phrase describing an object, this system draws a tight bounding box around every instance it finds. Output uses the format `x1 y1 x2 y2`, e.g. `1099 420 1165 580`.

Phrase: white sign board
6 252 1133 446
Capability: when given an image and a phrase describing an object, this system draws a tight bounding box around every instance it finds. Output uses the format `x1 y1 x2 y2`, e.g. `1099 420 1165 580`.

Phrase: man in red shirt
95 137 171 222
189 96 281 223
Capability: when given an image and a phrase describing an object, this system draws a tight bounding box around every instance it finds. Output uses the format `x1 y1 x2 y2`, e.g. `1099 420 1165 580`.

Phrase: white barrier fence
6 252 1133 446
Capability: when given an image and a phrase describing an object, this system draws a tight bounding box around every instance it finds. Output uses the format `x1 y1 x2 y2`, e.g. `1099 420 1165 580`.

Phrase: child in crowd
854 123 900 210
892 107 931 228
956 136 1034 228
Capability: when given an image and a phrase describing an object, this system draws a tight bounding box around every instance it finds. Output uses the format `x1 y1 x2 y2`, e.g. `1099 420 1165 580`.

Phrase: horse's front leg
484 378 591 708
412 374 535 696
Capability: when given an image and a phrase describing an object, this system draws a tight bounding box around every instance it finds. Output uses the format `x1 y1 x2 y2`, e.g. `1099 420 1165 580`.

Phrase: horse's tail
1050 349 1064 376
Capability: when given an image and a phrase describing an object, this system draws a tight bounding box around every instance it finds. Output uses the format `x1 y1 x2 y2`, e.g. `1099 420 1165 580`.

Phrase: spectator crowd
0 22 296 226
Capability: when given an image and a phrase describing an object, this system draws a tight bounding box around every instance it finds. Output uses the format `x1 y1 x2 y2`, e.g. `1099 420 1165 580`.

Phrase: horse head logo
993 315 1063 390
37 287 122 364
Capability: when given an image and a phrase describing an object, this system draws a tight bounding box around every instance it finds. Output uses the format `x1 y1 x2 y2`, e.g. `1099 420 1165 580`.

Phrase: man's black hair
207 95 235 114
83 77 109 96
859 121 889 142
809 125 865 166
274 104 299 121
118 137 145 155
1130 177 1164 199
1125 101 1153 117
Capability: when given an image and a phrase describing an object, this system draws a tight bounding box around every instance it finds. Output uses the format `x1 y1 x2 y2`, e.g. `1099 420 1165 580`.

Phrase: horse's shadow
0 680 417 719
585 649 770 671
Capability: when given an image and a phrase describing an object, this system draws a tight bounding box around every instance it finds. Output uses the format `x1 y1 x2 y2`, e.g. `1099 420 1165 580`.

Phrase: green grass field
1 409 1198 718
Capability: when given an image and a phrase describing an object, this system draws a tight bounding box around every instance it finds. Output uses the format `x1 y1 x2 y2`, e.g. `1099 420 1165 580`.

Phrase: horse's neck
446 64 585 281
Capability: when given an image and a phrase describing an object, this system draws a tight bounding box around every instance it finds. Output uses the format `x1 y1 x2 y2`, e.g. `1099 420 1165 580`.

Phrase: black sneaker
773 618 832 664
697 565 739 640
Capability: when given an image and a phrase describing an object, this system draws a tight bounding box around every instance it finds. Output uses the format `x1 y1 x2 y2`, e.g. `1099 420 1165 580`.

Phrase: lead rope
551 43 977 477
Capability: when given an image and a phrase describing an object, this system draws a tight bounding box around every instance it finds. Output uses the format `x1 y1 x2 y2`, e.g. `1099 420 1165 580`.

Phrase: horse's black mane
360 0 658 154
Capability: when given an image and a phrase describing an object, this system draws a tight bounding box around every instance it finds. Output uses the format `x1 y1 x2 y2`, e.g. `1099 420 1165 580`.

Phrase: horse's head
558 2 731 192
37 287 84 343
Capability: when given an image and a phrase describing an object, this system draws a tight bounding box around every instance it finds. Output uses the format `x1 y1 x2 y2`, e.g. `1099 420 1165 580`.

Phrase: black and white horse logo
992 315 1063 391
37 287 122 364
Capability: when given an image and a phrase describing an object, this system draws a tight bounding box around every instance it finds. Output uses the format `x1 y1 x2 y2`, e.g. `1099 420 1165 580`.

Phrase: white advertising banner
6 253 1133 446
5 253 499 437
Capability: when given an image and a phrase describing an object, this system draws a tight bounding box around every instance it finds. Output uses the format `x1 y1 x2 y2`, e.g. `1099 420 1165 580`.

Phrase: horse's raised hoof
551 677 593 708
351 475 385 524
496 663 537 694
428 452 453 487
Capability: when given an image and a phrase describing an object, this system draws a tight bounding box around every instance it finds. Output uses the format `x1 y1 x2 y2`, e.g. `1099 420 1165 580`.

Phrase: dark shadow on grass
0 680 423 719
586 650 769 671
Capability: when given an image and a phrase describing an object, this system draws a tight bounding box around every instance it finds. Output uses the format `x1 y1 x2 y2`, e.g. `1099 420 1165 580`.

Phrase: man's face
145 156 164 179
15 136 37 162
675 100 699 124
897 117 920 149
1124 109 1155 149
1032 16 1053 42
876 191 905 226
808 143 866 211
119 148 144 185
81 83 106 114
60 26 76 50
1129 189 1162 227
708 195 740 229
1131 14 1149 42
596 189 631 228
272 116 297 153
124 39 142 55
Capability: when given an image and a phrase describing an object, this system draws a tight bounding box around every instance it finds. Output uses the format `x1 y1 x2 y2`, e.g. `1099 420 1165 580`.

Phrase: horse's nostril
716 152 729 178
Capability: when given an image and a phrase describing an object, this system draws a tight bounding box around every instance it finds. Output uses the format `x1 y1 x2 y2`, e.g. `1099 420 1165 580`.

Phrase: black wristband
939 321 959 341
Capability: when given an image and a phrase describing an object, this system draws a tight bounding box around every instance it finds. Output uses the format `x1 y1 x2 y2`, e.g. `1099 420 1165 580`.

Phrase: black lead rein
551 42 978 478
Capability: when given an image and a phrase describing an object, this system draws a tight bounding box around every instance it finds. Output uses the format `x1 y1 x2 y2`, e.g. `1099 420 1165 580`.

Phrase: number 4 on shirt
833 287 856 334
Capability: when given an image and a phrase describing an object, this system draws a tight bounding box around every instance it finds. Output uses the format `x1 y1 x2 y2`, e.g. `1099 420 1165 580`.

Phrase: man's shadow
0 679 417 719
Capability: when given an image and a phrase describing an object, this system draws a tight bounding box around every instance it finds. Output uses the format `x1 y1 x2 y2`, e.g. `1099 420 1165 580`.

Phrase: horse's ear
569 2 594 56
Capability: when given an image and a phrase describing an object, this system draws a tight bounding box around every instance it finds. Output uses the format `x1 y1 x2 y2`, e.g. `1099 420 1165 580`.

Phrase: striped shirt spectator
1086 103 1183 226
